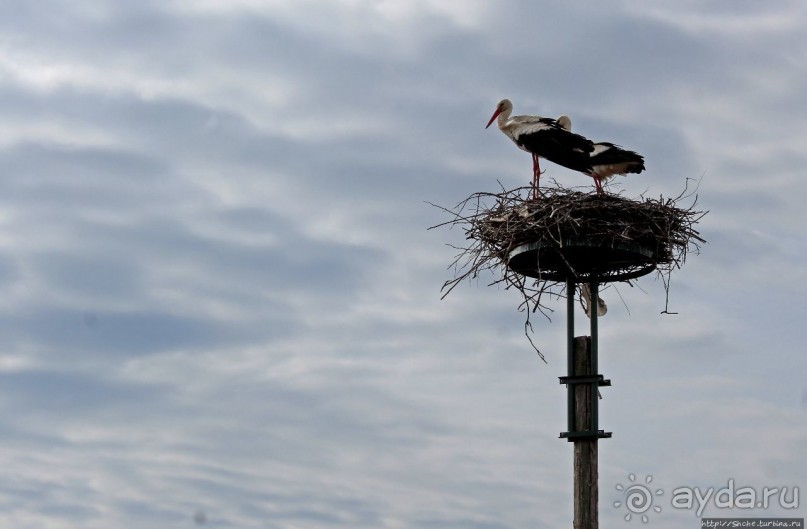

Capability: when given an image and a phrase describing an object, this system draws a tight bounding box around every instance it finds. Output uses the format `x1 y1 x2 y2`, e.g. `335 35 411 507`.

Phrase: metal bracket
559 374 611 386
560 430 613 441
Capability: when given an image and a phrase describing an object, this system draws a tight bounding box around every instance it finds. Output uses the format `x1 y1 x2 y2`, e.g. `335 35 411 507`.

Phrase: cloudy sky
1 1 806 527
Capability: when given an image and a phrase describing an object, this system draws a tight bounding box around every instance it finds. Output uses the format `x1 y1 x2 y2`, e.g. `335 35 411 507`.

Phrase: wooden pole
573 336 597 529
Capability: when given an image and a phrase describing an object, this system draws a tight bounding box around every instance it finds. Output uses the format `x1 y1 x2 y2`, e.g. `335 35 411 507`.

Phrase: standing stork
486 99 645 195
586 141 646 194
486 100 593 198
552 112 646 194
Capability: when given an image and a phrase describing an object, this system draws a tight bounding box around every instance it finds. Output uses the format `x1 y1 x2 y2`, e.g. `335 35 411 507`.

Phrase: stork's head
485 99 513 129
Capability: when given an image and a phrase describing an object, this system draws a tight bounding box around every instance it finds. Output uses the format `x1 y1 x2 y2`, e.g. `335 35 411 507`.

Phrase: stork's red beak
485 109 502 129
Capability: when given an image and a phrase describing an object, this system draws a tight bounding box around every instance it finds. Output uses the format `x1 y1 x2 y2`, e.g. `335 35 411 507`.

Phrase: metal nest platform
507 237 657 282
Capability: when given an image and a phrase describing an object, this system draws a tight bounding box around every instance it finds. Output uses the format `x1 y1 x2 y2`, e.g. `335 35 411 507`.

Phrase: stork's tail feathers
588 142 645 179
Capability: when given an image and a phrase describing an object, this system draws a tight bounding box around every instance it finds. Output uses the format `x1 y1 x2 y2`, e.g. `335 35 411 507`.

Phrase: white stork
486 99 645 195
553 112 646 194
486 100 592 197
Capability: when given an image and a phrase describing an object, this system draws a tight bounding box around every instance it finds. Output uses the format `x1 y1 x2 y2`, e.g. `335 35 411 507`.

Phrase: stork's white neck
495 101 514 129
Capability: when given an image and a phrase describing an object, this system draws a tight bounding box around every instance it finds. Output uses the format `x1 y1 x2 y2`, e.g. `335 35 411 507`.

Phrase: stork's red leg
532 154 541 199
594 176 604 194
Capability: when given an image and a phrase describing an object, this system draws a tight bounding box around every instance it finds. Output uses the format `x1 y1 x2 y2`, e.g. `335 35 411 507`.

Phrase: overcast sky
1 1 806 528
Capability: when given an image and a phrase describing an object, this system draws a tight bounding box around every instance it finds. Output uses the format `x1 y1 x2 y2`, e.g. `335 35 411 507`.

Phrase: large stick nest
430 182 707 359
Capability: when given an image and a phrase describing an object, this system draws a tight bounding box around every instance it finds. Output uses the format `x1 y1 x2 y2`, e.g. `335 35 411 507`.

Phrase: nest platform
433 185 705 313
507 237 656 282
480 189 698 282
